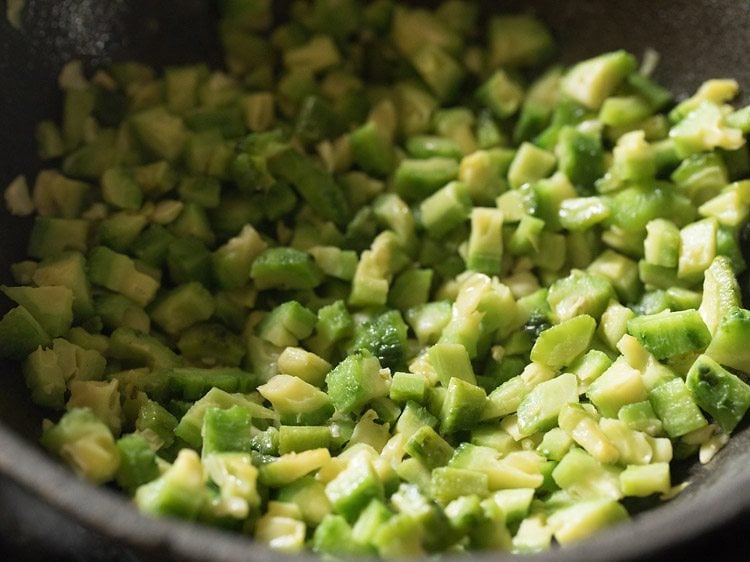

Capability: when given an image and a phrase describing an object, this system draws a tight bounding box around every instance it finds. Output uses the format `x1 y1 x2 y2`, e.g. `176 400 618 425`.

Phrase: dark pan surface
0 1 749 560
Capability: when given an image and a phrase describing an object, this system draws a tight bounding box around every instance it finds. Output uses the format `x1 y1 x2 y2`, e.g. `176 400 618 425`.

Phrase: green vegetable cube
440 377 487 434
135 449 206 519
627 309 711 360
325 352 390 414
649 378 708 438
325 455 384 522
686 354 750 433
517 373 579 437
40 408 120 484
530 314 596 370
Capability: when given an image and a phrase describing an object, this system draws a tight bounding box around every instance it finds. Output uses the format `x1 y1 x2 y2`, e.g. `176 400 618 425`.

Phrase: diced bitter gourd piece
68 379 122 435
669 102 745 158
626 309 711 360
389 481 461 551
150 282 215 335
551 447 622 501
314 299 354 348
177 322 246 367
23 345 66 408
260 447 333 489
135 449 206 519
325 352 390 415
174 388 275 450
32 251 95 320
348 309 409 371
537 427 574 461
419 181 472 239
2 285 73 338
394 157 460 202
406 301 451 346
203 452 261 520
530 314 596 370
512 513 554 554
250 247 324 290
548 499 628 545
644 218 681 268
598 418 653 465
686 354 750 434
648 377 708 438
411 43 465 102
395 400 439 439
267 147 350 226
428 342 476 386
617 401 663 436
0 304 51 359
211 224 267 290
619 462 671 497
507 142 556 189
698 187 750 227
309 246 358 282
561 50 637 110
450 448 545 491
27 217 89 260
325 453 385 522
477 70 524 119
678 217 717 282
558 196 610 232
278 425 331 454
516 373 579 437
276 346 331 388
201 405 254 456
389 371 428 404
705 307 750 373
440 377 487 434
598 300 636 351
101 167 143 211
430 466 489 505
257 301 316 348
405 425 454 469
669 78 739 122
32 169 90 218
389 268 433 311
108 326 181 371
257 374 333 425
570 349 612 386
556 127 604 195
278 475 332 527
115 434 160 494
130 106 188 162
483 362 555 420
312 514 369 556
255 510 306 552
40 408 120 484
88 246 160 308
547 270 614 322
699 256 742 336
558 404 620 464
487 14 554 67
587 357 648 418
96 292 150 333
487 488 535 529
134 399 177 450
466 207 504 275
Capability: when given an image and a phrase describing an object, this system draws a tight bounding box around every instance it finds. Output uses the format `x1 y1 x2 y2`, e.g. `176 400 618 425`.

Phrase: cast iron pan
1 1 749 560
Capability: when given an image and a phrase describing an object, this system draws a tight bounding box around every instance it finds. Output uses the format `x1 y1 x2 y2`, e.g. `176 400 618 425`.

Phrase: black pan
1 1 749 560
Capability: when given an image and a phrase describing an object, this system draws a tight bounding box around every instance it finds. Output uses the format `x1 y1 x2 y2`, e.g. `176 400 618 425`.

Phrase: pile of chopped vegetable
3 0 750 557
